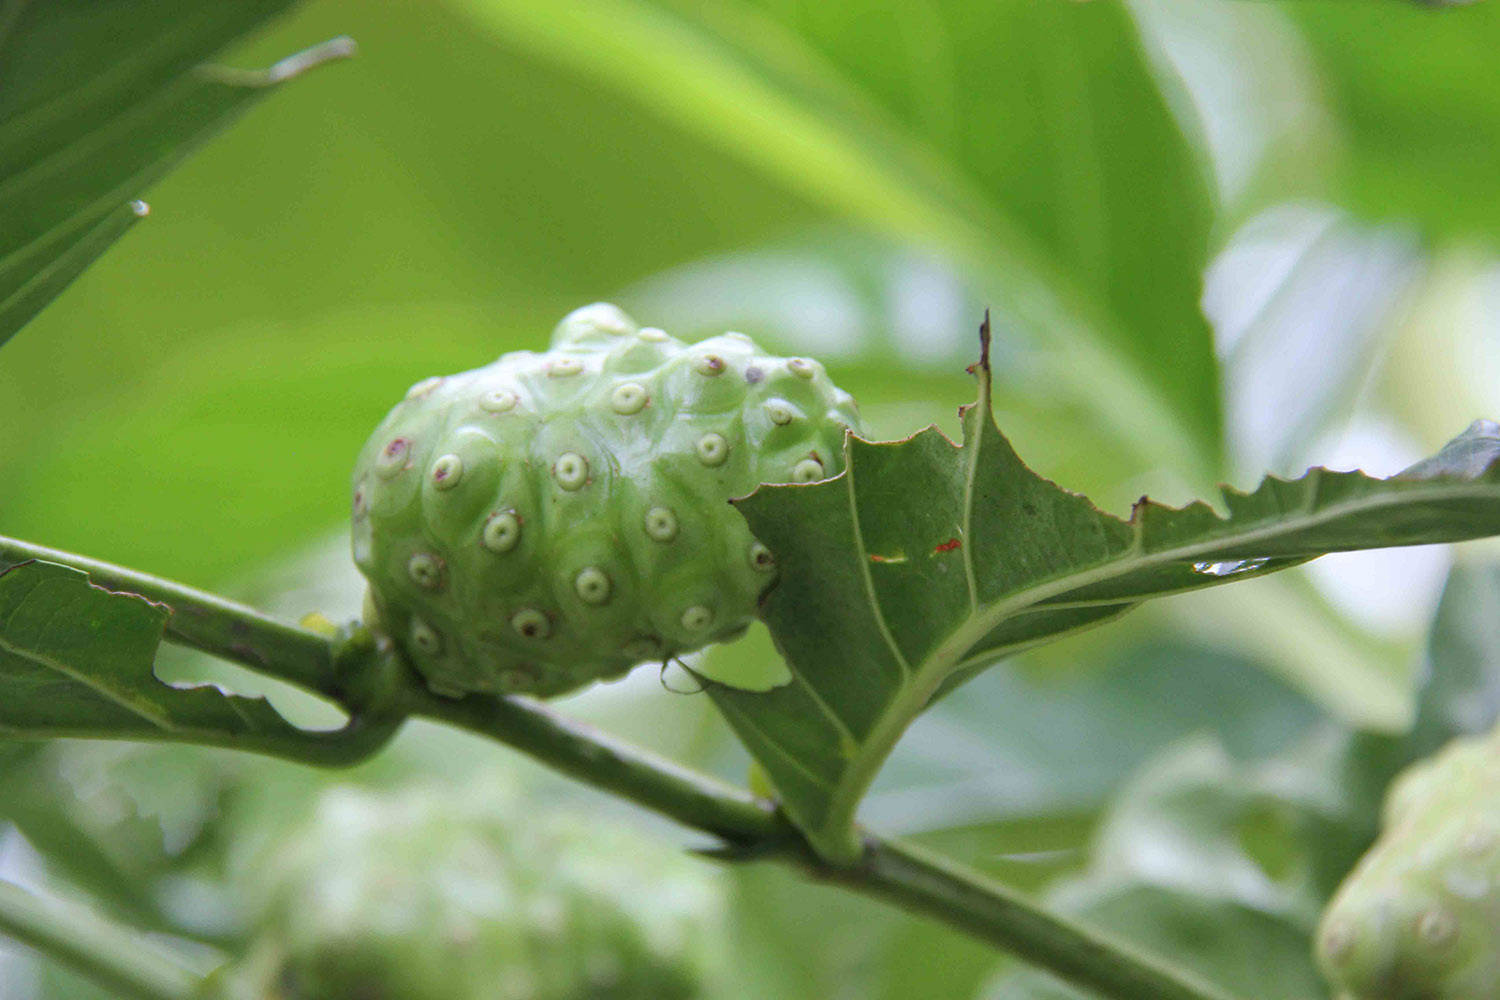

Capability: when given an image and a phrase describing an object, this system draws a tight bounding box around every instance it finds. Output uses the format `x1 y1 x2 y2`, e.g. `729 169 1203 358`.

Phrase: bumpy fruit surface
1316 726 1500 999
351 304 861 698
213 781 725 1000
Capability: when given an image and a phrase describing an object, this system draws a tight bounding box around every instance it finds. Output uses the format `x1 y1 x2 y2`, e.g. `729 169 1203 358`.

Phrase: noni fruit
1316 726 1500 999
351 304 862 698
210 780 726 1000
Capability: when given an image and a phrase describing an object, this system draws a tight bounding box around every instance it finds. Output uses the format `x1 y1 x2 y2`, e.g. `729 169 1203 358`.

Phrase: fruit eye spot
410 619 443 655
376 437 410 477
1319 921 1354 965
680 605 714 631
554 452 589 490
792 457 824 483
765 399 797 426
351 482 369 518
480 389 519 413
562 303 633 337
548 357 583 377
574 567 612 605
406 376 443 399
788 358 817 379
644 506 679 542
693 354 726 376
407 553 444 590
749 541 775 571
610 382 648 415
430 453 463 489
1417 908 1457 948
695 433 729 467
482 510 521 553
1461 828 1497 856
511 608 552 640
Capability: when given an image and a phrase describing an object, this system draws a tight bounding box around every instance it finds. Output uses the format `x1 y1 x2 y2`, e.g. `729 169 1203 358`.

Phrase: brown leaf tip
965 309 993 376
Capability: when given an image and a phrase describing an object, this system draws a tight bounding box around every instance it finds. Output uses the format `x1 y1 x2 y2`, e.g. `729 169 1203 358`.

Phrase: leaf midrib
812 470 1500 852
0 622 170 729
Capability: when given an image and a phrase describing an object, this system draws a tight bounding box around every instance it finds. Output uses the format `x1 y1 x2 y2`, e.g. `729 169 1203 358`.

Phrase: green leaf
444 0 1221 475
0 0 353 348
982 731 1388 1000
711 340 1500 860
1289 0 1500 246
0 560 346 762
1408 561 1500 759
983 558 1500 1000
863 640 1321 834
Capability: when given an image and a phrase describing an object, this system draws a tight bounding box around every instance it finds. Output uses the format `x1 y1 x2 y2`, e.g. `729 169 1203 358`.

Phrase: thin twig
0 879 204 1000
400 683 783 845
0 535 337 695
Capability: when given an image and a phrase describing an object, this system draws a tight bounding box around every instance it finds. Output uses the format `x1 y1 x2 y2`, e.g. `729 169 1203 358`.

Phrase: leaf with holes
708 327 1500 861
0 559 352 762
0 0 353 348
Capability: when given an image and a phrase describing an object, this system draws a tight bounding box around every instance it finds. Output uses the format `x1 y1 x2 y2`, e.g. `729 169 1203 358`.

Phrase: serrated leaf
0 560 336 760
0 0 353 347
710 336 1500 860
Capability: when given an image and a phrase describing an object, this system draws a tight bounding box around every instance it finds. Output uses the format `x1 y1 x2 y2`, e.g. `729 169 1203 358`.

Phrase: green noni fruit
211 780 726 1000
351 304 862 698
1315 726 1500 999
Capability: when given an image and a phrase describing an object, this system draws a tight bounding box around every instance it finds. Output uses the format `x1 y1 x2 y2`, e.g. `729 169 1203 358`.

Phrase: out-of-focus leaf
710 350 1500 860
1408 561 1500 759
982 731 1394 1000
445 0 1222 476
864 641 1320 834
0 0 351 347
0 560 336 760
626 228 985 372
0 199 149 351
1125 0 1329 211
0 757 178 936
1290 1 1500 246
1205 203 1423 479
985 558 1500 1000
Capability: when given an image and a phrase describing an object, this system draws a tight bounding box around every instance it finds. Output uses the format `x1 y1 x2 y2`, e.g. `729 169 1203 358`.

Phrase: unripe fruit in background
1315 726 1500 999
211 781 726 1000
351 304 862 698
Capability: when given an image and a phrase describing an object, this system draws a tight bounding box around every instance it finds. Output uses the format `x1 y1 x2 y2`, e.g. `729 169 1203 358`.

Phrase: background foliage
6 0 1500 996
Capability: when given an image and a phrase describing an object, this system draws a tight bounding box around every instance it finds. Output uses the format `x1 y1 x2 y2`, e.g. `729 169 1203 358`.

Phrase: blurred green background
7 0 1500 997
